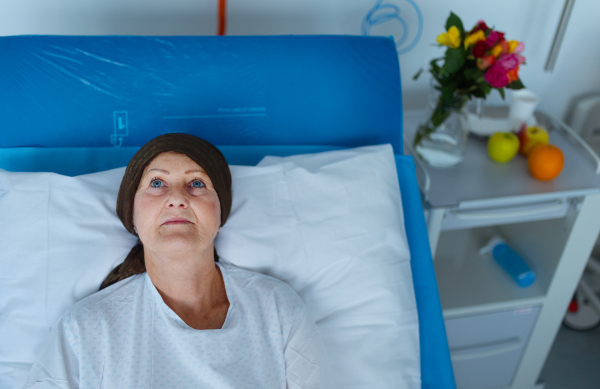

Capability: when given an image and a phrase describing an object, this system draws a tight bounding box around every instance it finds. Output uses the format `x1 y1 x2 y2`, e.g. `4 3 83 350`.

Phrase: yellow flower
437 26 461 49
463 30 485 48
491 44 503 57
508 40 519 53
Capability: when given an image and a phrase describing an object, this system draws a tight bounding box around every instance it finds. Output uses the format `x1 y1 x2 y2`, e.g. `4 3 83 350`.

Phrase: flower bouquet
413 12 526 156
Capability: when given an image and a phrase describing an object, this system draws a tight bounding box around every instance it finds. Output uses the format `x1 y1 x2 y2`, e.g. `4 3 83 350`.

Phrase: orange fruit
527 144 564 181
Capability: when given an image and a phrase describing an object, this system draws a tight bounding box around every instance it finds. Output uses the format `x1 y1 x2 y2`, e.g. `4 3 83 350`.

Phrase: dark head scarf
100 133 232 290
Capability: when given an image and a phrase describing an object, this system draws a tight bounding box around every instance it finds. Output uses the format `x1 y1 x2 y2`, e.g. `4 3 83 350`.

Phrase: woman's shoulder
221 262 294 290
220 262 304 308
62 273 146 327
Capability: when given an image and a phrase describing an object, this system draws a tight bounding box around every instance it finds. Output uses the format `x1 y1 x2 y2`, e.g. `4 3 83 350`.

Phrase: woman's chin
156 231 204 251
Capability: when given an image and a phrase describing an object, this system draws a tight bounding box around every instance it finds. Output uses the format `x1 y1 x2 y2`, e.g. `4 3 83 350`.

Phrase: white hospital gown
23 262 333 389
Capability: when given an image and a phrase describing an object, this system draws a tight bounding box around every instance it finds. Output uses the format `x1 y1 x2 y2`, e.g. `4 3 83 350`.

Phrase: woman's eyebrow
146 168 169 175
144 168 207 176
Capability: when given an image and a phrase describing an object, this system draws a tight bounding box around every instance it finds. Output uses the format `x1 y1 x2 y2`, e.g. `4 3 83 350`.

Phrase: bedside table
403 109 600 389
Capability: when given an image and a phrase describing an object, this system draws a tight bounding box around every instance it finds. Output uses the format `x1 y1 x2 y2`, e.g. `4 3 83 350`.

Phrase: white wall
1 0 598 120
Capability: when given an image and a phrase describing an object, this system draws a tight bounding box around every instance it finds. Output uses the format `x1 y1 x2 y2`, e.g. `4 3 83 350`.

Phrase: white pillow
0 145 420 389
217 145 420 388
0 167 137 389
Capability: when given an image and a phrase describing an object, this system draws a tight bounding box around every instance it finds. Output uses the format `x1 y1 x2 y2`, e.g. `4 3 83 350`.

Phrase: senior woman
24 134 334 389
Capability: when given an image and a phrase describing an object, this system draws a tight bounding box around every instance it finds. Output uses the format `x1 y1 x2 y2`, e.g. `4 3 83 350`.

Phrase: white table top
403 109 600 208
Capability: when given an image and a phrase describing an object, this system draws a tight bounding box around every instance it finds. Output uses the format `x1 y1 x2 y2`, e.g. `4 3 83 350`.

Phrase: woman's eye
148 178 204 189
191 179 205 188
150 179 164 188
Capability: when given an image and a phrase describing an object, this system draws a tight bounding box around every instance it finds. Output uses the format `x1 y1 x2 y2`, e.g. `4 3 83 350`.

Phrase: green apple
488 132 520 163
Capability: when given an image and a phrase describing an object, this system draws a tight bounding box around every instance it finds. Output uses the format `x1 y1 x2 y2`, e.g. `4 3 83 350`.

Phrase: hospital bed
0 35 454 388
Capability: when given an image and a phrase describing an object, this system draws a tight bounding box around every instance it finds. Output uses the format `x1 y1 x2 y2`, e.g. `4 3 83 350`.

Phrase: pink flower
496 53 519 71
513 42 525 54
516 54 526 65
484 64 510 88
485 31 505 47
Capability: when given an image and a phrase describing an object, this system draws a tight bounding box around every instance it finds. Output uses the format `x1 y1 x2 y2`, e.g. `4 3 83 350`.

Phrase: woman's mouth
163 218 191 225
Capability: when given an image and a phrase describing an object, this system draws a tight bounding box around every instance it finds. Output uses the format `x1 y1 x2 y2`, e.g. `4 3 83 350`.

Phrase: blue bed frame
0 35 455 388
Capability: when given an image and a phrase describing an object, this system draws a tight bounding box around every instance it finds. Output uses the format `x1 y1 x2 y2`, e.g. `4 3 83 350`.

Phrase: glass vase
413 84 469 168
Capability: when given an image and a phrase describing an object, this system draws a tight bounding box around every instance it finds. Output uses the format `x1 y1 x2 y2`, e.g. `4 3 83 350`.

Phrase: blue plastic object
0 34 455 388
492 242 536 288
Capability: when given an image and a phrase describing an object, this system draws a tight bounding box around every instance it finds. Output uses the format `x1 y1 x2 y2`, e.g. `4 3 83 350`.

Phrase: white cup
509 89 539 130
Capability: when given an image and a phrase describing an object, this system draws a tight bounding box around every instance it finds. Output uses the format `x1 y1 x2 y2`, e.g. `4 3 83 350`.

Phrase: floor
536 248 600 388
538 318 600 388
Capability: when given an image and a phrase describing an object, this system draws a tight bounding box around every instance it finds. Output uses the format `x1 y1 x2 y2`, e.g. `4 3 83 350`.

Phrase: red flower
471 20 489 34
472 41 489 58
484 64 510 88
485 31 505 47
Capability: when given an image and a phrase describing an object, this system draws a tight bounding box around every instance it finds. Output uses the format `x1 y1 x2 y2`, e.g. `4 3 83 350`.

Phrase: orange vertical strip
217 0 227 35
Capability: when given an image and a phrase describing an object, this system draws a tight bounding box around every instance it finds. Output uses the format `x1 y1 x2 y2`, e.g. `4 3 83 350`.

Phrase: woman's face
132 151 221 256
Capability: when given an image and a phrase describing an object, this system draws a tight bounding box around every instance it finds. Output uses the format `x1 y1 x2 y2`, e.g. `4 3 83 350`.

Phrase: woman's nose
167 186 189 208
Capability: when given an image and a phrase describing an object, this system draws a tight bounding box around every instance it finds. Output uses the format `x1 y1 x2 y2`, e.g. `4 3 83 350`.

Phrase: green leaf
478 82 491 95
444 49 465 74
413 129 424 147
471 89 486 98
412 68 424 80
445 12 464 35
429 58 442 77
441 84 457 105
463 68 483 82
506 79 525 90
497 88 506 100
463 68 475 81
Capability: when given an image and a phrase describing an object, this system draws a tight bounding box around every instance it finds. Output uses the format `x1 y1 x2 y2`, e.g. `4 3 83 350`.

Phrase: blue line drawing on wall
111 111 129 148
362 0 423 55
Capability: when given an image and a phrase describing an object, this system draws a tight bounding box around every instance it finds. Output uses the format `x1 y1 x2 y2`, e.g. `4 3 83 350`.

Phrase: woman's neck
144 245 230 329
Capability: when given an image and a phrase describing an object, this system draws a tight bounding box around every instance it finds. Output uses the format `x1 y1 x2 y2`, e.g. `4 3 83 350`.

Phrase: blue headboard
0 35 403 152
